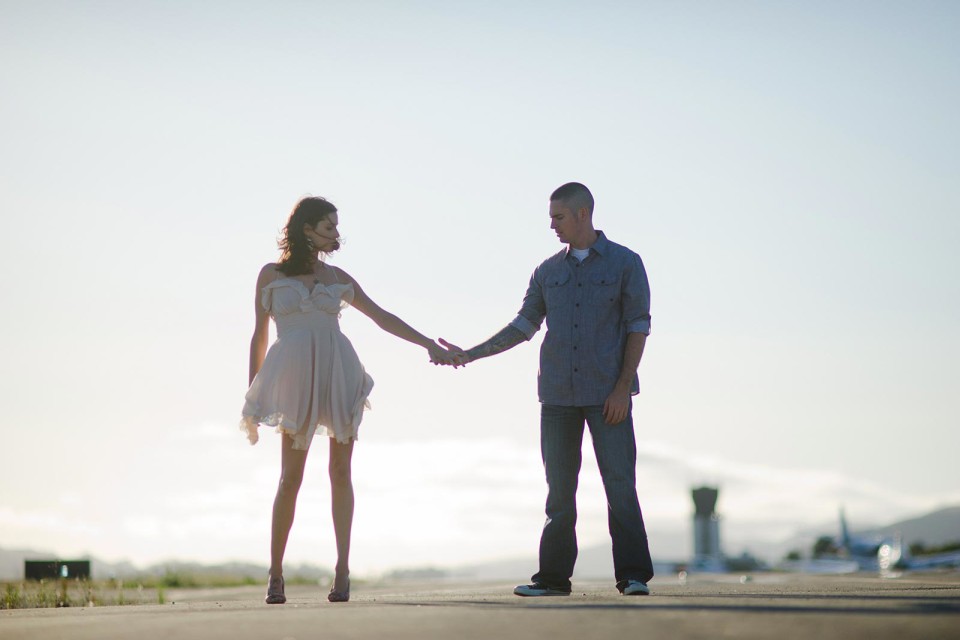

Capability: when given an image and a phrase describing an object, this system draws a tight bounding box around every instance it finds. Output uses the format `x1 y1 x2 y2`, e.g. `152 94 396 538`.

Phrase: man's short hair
550 182 594 215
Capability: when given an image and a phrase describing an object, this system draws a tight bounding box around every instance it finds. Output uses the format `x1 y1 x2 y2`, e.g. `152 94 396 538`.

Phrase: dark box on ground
24 560 91 581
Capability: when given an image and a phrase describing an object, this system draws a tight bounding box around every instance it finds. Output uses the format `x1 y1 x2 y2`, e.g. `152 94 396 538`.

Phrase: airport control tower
692 486 724 570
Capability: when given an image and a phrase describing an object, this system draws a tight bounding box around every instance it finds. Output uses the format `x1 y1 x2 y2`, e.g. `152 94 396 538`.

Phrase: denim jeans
531 404 654 589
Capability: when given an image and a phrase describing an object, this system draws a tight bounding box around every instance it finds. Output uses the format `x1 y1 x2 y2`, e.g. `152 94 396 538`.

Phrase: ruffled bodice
262 278 354 319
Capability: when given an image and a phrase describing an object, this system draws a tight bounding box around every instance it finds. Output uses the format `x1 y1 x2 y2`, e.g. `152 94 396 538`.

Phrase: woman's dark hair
276 196 338 276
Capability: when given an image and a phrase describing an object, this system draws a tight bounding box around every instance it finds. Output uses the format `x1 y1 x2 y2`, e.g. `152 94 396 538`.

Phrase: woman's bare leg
269 434 309 577
329 438 355 591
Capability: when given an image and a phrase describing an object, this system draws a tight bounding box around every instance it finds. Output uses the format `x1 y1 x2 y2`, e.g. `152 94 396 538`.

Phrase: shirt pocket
590 272 621 307
543 270 572 306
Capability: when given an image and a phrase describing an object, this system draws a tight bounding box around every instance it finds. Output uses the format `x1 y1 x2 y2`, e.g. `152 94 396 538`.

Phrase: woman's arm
249 264 279 384
336 268 456 365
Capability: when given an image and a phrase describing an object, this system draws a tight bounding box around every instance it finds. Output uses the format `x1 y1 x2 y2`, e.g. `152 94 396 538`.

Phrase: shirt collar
566 230 608 258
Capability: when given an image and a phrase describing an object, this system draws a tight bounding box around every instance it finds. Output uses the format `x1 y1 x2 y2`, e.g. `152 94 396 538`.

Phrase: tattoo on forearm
466 325 526 361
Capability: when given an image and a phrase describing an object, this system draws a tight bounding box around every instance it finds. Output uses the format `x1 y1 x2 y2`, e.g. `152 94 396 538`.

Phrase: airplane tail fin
839 507 851 550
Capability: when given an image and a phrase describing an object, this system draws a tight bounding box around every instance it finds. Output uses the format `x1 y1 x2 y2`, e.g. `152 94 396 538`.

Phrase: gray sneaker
619 579 650 596
513 582 571 597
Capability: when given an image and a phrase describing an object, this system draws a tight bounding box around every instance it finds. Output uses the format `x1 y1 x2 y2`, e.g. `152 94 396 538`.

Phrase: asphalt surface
2 572 959 640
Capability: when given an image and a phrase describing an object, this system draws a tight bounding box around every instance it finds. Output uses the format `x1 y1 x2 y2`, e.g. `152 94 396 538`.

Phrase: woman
241 196 456 604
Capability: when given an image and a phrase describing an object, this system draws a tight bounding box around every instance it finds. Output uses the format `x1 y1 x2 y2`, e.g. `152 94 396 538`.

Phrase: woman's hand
428 341 465 368
438 338 470 366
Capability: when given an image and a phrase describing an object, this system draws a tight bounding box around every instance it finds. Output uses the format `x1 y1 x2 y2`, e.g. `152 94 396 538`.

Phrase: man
441 182 654 596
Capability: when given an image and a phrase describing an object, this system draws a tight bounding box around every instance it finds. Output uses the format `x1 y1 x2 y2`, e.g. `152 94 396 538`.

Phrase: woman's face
304 213 340 252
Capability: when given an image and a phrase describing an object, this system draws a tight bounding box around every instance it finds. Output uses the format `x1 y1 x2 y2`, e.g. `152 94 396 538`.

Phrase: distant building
24 559 91 581
692 486 724 570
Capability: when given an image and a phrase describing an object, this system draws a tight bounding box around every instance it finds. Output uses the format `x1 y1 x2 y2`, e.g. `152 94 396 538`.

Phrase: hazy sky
1 1 958 576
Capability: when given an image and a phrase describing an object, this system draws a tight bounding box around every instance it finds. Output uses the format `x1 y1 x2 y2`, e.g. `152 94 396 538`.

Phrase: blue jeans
531 404 654 589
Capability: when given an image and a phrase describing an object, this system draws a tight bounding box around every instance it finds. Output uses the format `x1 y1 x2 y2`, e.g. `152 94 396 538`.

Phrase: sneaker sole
514 589 571 597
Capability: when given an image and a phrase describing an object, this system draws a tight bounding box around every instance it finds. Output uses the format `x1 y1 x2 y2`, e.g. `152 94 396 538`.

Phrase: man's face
549 200 581 244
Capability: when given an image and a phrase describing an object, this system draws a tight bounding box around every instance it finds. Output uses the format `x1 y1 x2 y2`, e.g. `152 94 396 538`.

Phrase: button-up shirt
510 231 651 406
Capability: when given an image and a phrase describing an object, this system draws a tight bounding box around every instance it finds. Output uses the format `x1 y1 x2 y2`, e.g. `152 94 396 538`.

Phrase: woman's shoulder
259 261 282 274
257 263 286 286
330 265 356 284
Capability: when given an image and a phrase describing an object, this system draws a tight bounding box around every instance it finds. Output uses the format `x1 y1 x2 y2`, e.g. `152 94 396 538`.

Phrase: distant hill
0 547 47 582
762 504 960 563
0 546 146 581
869 506 960 548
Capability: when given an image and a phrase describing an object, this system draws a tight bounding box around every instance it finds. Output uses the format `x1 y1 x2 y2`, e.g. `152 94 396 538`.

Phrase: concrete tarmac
2 572 959 640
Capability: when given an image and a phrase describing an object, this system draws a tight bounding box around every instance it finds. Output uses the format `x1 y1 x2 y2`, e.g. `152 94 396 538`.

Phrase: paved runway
2 572 958 640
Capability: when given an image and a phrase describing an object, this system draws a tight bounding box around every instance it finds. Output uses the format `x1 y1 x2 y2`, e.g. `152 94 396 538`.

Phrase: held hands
428 341 467 368
428 338 470 368
439 338 470 367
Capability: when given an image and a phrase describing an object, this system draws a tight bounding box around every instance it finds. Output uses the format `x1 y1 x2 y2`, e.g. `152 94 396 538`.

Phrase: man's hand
428 341 462 368
438 338 470 367
602 386 631 425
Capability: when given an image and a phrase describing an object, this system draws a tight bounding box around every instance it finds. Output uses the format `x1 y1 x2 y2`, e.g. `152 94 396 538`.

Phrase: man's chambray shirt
509 231 651 407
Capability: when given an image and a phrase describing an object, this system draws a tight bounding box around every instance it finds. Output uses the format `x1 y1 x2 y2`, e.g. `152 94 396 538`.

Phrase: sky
1 1 958 577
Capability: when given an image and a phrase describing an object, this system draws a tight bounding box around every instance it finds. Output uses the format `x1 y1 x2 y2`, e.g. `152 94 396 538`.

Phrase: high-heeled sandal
327 578 350 603
265 575 286 604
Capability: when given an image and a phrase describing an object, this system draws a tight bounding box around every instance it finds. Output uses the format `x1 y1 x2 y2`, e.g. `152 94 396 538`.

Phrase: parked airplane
837 508 959 572
837 508 901 570
780 509 958 574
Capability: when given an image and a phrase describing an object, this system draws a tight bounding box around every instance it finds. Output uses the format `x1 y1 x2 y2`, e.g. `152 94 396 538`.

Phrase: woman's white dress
240 277 374 450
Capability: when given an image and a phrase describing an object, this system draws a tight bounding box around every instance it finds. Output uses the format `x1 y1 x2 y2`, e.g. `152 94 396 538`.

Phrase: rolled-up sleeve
623 254 651 335
510 269 546 340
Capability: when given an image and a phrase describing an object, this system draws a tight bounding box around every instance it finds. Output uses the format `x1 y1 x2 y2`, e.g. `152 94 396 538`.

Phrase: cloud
0 506 103 537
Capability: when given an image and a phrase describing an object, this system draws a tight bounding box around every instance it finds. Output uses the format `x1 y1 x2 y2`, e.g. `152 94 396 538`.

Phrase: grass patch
0 579 113 609
0 574 255 610
1 570 329 609
139 570 263 589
